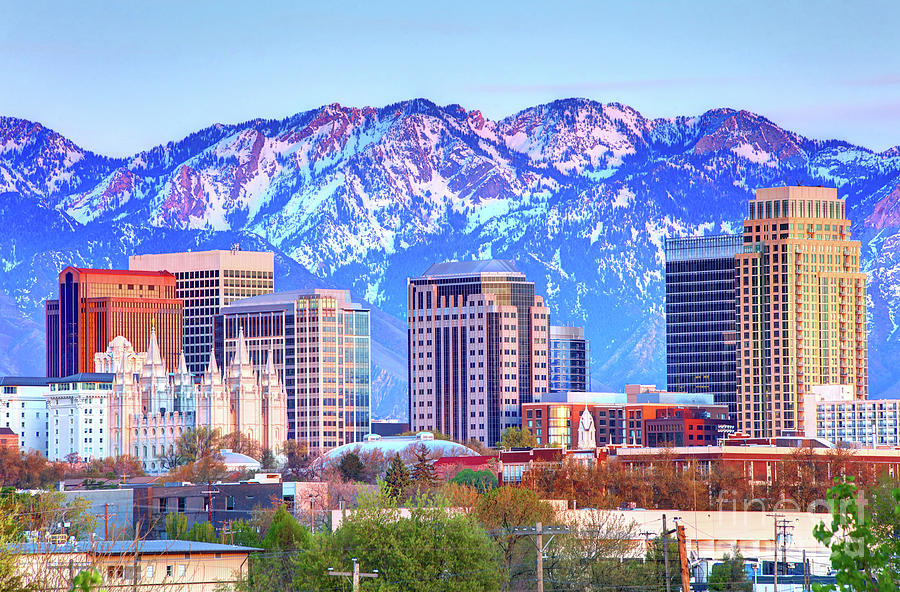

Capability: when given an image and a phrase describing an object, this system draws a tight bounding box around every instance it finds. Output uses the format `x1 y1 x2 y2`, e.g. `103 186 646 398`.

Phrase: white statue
577 408 596 450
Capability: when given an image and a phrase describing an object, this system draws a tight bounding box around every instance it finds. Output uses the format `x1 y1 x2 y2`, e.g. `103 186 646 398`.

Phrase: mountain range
2 98 900 418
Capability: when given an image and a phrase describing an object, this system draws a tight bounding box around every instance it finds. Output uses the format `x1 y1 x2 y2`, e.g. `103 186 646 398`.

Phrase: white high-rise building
0 377 50 455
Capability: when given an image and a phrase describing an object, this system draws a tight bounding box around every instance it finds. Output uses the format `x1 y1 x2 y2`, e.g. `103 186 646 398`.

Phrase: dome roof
320 432 478 462
220 449 261 471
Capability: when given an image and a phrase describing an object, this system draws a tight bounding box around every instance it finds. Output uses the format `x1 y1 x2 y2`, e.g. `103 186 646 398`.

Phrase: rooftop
11 540 262 555
421 259 522 277
0 377 50 387
48 373 115 384
61 267 176 278
221 289 365 313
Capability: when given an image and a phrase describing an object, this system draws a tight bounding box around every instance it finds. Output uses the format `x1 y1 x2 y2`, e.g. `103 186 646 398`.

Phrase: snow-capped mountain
3 98 900 418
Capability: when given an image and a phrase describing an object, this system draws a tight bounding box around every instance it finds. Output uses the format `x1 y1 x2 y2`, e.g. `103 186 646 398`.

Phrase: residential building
129 249 275 375
736 186 867 438
549 326 589 393
665 234 742 417
522 385 731 448
407 260 550 446
46 373 114 461
14 540 258 592
45 267 182 377
803 385 900 447
217 289 371 455
0 377 50 455
0 428 19 450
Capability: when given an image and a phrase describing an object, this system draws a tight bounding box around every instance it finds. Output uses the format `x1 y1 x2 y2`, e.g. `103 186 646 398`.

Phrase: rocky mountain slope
3 98 900 417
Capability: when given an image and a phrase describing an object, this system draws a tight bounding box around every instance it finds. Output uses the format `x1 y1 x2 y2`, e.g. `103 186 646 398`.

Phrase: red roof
62 266 175 278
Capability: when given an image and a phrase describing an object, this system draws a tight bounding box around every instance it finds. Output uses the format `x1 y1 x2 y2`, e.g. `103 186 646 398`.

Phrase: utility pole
767 513 782 592
104 503 108 540
201 480 219 525
536 522 544 592
327 558 378 592
662 514 672 592
676 523 691 592
802 549 808 592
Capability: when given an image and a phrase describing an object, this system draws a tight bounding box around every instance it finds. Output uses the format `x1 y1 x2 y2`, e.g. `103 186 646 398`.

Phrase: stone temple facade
95 328 287 474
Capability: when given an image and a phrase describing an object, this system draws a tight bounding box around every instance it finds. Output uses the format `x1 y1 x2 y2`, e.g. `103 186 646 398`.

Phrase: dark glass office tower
665 234 742 418
549 326 589 392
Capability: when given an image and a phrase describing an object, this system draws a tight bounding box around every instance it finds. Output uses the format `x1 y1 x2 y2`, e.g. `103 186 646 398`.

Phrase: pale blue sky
2 0 899 156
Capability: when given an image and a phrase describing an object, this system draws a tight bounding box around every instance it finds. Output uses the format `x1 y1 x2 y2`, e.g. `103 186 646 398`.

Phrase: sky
2 0 899 156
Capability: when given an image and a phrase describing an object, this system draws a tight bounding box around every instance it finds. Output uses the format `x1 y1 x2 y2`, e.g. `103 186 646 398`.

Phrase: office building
0 377 50 455
129 249 275 375
665 234 742 418
549 326 590 393
217 289 370 455
45 267 182 377
407 260 550 446
736 186 867 438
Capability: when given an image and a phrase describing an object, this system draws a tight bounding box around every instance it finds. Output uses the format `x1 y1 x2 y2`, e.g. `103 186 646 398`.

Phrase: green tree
227 519 261 547
165 512 188 540
384 454 411 497
814 476 900 590
176 426 222 462
410 444 438 490
186 521 218 543
497 426 538 450
260 448 278 471
69 568 105 592
262 505 309 551
450 468 498 493
337 451 368 482
708 550 752 592
292 485 504 591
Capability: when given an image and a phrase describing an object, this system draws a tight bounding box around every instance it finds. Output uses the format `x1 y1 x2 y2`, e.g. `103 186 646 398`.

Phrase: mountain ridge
3 98 900 418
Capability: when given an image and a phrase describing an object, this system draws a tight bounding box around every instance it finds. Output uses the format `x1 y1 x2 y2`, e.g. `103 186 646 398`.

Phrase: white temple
95 328 287 474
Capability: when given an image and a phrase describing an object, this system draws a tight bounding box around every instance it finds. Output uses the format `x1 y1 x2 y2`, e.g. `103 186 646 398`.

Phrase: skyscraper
665 234 743 418
129 249 275 375
45 267 182 377
216 289 370 455
407 260 550 446
548 326 590 393
736 186 867 437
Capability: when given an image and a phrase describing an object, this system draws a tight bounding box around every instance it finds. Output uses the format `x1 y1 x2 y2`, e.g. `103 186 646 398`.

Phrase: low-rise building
0 377 50 455
15 540 258 592
523 385 732 448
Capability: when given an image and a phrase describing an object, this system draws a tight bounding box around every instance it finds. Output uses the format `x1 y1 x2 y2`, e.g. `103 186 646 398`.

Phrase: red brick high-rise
46 267 182 377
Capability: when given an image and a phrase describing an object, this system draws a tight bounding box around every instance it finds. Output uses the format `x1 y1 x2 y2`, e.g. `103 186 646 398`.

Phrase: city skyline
1 2 899 155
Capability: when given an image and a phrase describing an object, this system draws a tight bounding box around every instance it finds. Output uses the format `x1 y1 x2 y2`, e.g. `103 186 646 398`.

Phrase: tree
291 485 504 592
337 452 369 482
475 486 554 587
410 444 438 490
262 505 309 551
165 512 188 540
813 476 900 590
226 519 260 547
220 431 262 460
708 550 752 592
260 448 278 471
185 521 218 543
165 454 229 484
69 568 105 592
450 468 498 494
497 426 537 450
384 453 411 497
175 426 222 463
280 439 310 478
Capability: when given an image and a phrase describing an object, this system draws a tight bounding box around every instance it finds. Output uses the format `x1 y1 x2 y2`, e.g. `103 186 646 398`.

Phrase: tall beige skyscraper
129 249 275 375
736 186 867 438
407 260 550 446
